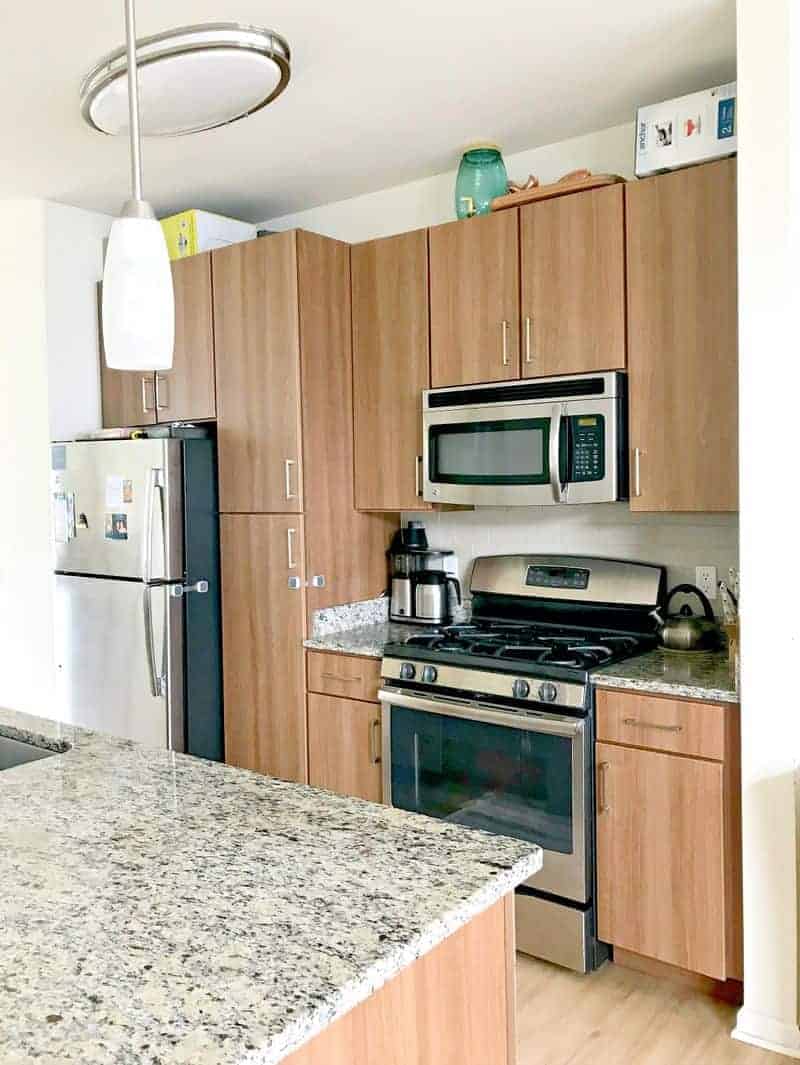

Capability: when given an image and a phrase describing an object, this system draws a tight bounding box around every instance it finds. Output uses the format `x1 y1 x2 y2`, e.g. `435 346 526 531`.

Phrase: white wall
733 0 800 1057
261 122 635 242
46 203 111 441
0 201 54 714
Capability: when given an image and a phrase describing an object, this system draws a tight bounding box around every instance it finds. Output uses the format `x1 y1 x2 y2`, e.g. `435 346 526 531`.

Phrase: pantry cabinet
100 254 216 428
626 158 738 511
352 229 432 511
307 693 382 802
429 210 520 387
220 514 307 781
520 184 626 377
595 688 742 982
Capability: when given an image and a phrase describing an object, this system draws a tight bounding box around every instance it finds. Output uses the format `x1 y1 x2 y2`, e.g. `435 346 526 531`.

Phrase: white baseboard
733 1008 800 1059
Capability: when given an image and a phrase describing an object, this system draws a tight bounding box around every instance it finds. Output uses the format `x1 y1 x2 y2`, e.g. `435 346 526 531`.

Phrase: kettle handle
447 577 462 606
664 583 715 621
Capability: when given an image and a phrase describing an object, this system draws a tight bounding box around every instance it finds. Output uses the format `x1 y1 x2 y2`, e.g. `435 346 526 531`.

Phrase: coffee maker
388 522 459 625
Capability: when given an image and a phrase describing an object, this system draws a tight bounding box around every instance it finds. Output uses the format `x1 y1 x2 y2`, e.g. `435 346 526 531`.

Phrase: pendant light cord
124 0 144 202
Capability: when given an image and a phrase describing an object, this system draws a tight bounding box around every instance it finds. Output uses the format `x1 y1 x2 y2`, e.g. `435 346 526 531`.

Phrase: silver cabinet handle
309 575 326 588
288 576 303 590
622 716 683 734
597 761 610 814
369 717 382 765
321 672 362 683
415 455 423 498
287 527 297 570
284 459 298 501
155 374 170 412
141 376 155 413
633 447 642 497
501 320 510 366
524 316 533 364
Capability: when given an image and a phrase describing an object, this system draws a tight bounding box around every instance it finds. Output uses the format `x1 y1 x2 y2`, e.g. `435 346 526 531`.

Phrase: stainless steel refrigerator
51 431 223 759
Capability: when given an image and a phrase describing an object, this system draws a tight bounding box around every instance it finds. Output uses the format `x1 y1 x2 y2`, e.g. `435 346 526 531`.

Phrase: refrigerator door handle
143 585 163 697
142 467 166 583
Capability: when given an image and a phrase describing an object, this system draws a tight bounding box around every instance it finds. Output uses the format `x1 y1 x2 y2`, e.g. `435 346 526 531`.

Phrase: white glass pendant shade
102 214 174 370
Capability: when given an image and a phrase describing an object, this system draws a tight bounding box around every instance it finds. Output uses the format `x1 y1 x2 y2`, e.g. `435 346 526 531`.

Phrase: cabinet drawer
596 689 727 761
307 650 381 702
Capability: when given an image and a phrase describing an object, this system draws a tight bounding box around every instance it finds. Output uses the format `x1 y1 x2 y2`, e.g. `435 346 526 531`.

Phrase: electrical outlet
695 565 718 599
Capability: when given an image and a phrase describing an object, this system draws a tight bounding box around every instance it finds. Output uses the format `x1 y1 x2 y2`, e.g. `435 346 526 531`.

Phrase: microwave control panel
568 415 605 482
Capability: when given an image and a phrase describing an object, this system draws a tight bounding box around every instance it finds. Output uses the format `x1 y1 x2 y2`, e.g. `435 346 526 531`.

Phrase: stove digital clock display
525 565 590 590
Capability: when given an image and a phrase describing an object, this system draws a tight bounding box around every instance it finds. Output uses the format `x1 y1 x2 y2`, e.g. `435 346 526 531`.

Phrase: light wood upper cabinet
213 233 304 513
626 158 738 512
98 283 157 428
307 693 382 803
429 211 520 387
520 185 626 377
220 514 307 782
155 253 216 422
352 229 431 511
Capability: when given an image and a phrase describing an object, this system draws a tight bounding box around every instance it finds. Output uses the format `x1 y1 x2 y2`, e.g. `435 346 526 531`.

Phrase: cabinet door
220 514 307 782
520 185 626 377
429 211 520 387
307 693 382 802
297 231 396 613
596 741 727 979
155 252 216 422
213 233 303 513
352 230 431 511
626 158 738 511
98 284 157 428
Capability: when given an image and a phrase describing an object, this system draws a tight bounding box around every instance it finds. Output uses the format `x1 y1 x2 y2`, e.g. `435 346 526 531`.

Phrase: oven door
379 688 589 904
422 397 620 506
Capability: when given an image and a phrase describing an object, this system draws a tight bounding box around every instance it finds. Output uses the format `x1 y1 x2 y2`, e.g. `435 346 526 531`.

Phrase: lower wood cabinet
220 514 307 782
307 693 382 803
595 689 741 982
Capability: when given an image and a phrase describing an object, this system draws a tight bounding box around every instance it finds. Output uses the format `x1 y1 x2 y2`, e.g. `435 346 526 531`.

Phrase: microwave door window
390 706 573 855
429 418 551 485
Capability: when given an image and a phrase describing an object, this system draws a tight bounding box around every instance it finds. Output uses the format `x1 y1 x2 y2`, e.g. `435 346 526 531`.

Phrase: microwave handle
549 405 566 503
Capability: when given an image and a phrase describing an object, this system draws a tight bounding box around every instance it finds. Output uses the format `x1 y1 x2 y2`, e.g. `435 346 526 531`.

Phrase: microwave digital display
526 566 590 590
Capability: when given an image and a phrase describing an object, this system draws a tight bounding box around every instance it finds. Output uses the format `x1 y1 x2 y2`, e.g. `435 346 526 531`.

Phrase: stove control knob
538 681 559 704
399 662 416 681
421 665 438 684
512 678 531 700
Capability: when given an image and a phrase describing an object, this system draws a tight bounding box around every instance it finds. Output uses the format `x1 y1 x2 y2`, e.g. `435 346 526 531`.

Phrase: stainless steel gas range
379 554 666 973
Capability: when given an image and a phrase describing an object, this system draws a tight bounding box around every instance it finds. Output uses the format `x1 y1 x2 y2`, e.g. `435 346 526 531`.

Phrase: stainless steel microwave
422 371 628 507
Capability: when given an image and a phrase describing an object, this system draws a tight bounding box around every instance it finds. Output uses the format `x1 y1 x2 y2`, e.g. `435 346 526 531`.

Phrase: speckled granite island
0 707 539 1065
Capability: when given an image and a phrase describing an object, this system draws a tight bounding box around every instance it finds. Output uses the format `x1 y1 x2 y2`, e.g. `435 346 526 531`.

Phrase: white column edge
733 1009 800 1059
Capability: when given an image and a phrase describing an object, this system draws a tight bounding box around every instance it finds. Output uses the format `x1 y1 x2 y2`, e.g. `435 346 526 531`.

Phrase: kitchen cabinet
520 185 626 377
307 649 381 703
352 229 431 511
429 210 520 387
595 688 742 982
220 514 307 782
307 693 382 803
626 158 738 511
100 254 216 428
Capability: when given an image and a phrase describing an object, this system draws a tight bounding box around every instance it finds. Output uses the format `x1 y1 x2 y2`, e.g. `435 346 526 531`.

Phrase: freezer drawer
54 574 184 750
51 439 183 580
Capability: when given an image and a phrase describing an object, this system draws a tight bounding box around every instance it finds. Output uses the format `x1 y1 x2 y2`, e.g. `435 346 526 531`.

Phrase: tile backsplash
402 505 739 615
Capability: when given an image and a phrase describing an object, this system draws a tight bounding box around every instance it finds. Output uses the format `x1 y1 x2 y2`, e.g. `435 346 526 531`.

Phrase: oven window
429 418 550 485
389 706 573 854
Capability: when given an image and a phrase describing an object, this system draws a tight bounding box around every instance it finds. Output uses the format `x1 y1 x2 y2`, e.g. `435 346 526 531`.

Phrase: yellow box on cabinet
160 209 256 260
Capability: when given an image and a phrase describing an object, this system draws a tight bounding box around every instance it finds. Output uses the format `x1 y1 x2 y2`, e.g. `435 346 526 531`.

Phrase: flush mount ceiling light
80 23 291 137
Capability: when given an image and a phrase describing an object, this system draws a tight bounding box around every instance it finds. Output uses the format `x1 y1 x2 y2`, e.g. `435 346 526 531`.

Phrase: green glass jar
454 143 508 219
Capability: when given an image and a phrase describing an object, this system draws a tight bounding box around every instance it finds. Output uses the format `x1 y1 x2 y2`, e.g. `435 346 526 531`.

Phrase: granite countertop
304 620 436 658
0 708 540 1065
593 648 738 704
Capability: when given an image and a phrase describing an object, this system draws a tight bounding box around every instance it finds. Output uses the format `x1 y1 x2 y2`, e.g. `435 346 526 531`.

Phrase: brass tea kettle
658 584 721 652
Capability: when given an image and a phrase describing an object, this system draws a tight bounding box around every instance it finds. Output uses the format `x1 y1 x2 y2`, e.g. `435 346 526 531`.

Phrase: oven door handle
549 403 566 503
378 687 584 738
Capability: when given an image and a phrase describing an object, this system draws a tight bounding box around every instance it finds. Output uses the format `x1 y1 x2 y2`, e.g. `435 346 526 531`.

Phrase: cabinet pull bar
369 718 382 765
622 716 683 733
155 374 169 411
633 447 642 497
287 527 297 570
597 761 610 813
284 459 298 500
320 672 362 683
524 316 533 364
141 376 154 413
501 320 510 366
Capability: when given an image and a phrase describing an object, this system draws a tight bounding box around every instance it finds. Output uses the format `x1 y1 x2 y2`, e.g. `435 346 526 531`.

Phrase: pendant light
101 0 174 371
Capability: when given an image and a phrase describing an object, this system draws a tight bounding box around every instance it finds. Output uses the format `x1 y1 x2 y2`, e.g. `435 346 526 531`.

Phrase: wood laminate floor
517 955 795 1065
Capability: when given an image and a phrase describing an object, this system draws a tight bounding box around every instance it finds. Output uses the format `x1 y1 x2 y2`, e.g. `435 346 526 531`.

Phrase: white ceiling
0 0 735 222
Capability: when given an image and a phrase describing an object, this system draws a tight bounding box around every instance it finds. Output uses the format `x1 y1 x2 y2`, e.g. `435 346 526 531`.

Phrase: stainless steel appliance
388 524 456 625
380 554 666 972
422 371 628 507
414 570 462 626
50 429 223 758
